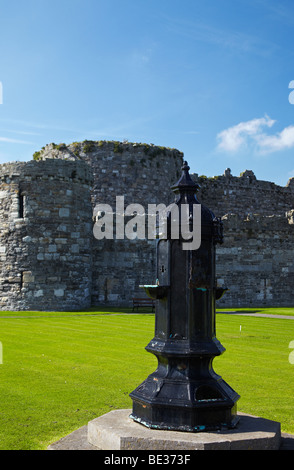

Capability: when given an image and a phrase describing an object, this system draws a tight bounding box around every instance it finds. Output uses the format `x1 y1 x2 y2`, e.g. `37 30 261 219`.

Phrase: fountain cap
171 161 200 194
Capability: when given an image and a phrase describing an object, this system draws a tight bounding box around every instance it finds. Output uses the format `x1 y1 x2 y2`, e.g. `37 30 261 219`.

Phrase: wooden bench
132 298 155 312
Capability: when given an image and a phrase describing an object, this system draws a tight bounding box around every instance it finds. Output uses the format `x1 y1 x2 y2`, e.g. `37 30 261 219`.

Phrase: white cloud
256 125 294 153
216 116 294 154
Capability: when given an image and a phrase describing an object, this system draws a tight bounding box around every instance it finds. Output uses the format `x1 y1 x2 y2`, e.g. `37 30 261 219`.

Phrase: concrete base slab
48 425 100 450
87 409 281 450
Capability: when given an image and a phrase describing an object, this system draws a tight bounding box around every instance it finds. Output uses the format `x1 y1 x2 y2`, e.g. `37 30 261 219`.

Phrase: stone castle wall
216 211 294 307
0 160 93 310
192 169 294 307
0 142 293 310
35 141 184 306
193 168 294 216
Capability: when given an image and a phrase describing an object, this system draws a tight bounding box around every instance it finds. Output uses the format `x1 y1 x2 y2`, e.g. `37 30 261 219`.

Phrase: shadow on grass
0 305 155 318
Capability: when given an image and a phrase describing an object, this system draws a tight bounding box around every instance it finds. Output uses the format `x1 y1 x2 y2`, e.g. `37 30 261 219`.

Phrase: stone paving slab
217 312 294 320
48 425 100 450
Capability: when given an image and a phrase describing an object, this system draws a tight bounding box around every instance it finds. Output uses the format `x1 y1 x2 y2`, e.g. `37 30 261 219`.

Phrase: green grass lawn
0 308 294 449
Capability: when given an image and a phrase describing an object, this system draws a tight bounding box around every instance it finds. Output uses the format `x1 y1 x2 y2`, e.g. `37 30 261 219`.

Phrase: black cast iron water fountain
129 161 240 432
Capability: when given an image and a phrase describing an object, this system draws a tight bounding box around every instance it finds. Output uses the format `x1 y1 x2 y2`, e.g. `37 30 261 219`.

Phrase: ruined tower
0 159 93 311
35 141 184 306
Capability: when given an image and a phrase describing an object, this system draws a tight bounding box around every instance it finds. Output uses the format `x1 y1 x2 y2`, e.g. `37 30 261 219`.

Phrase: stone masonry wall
34 147 294 309
36 141 184 306
2 142 293 310
0 160 93 311
193 168 294 217
215 212 294 307
192 169 294 307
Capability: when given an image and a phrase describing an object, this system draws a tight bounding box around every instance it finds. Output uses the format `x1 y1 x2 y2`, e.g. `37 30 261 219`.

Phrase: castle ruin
0 140 293 310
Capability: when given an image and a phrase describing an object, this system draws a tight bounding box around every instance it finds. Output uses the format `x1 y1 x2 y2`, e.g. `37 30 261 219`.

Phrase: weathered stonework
216 213 294 307
192 169 294 307
193 168 294 217
0 143 293 310
36 141 184 306
0 160 93 310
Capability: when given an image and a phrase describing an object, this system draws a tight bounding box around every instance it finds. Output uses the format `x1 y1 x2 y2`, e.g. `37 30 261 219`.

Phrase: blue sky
1 0 294 186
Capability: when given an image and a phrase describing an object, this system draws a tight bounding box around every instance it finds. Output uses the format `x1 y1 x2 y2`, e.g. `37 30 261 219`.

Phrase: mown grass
0 308 294 449
215 313 294 433
0 312 157 450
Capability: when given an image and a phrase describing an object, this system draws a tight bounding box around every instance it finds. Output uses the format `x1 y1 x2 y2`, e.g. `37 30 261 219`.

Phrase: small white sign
289 340 294 364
